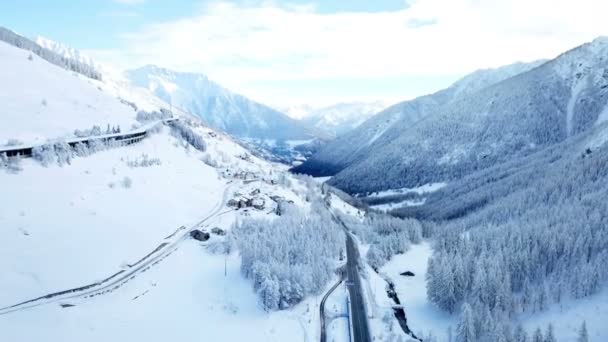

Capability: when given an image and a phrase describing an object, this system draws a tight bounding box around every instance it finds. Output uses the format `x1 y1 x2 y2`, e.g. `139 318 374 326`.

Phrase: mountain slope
292 60 546 177
285 101 387 138
327 37 608 193
125 65 313 140
0 36 330 342
0 40 137 145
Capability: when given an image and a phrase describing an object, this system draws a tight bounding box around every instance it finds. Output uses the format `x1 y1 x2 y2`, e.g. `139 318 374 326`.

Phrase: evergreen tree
577 321 588 342
514 324 528 342
456 303 476 342
532 327 544 342
544 324 555 342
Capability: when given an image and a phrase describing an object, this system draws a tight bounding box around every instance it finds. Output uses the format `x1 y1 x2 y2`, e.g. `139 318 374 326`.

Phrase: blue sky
1 0 607 107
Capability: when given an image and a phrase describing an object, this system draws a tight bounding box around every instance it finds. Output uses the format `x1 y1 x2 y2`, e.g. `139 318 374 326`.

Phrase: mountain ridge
125 65 315 141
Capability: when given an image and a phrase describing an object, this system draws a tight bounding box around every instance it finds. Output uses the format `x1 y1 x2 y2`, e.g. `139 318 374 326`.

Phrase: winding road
320 277 344 342
0 183 233 316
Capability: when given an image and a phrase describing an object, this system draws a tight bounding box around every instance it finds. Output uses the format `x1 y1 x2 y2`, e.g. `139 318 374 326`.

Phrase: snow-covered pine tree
455 303 476 342
577 321 589 342
532 327 544 342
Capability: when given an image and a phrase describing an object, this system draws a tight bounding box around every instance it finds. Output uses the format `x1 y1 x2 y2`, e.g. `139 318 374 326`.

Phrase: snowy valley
1 8 607 342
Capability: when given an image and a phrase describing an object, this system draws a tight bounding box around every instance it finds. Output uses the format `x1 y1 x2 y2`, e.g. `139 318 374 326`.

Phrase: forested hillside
416 122 608 340
292 60 545 177
324 37 608 194
0 27 102 80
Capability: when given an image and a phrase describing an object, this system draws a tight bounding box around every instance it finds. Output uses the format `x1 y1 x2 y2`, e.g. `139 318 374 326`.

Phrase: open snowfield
520 288 608 341
0 125 322 341
0 129 227 305
363 182 447 199
0 241 321 342
381 242 456 341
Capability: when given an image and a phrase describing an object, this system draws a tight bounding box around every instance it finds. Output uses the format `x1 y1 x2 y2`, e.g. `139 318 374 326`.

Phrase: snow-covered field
0 130 224 303
519 288 608 341
363 182 447 199
0 125 324 341
0 241 322 342
381 242 456 341
371 198 426 212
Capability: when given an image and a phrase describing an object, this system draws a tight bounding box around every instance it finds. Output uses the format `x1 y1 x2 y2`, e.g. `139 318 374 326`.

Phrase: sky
1 0 608 107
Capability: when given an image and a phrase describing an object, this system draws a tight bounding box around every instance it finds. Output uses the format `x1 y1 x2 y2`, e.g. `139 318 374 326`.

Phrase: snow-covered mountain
125 65 313 141
292 59 546 178
297 37 608 194
301 101 387 137
0 32 343 342
282 102 387 137
35 36 100 71
282 104 316 120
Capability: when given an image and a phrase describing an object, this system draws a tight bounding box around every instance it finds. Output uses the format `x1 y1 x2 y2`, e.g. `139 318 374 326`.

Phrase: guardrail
0 118 179 158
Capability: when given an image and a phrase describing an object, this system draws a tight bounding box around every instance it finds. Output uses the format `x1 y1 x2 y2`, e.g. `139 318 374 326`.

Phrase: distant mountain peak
125 66 313 140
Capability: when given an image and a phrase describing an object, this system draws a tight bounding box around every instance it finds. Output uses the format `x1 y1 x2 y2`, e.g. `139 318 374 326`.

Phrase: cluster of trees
32 138 124 167
74 124 121 138
0 27 102 80
423 138 608 339
342 212 422 270
170 121 206 152
135 109 172 123
232 202 344 310
0 152 22 173
4 138 23 147
455 304 589 342
126 153 161 168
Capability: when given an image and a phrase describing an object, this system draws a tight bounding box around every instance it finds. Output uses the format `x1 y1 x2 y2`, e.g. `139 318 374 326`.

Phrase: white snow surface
0 38 327 342
363 182 447 198
371 198 426 212
0 41 138 145
301 101 388 137
35 36 101 71
380 242 456 341
520 288 608 341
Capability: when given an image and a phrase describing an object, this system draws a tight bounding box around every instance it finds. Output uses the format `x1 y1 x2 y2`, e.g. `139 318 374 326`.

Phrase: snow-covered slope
446 60 547 101
297 37 608 194
0 35 337 342
0 40 138 145
299 101 388 138
292 60 545 177
282 104 316 120
125 65 313 140
35 36 100 72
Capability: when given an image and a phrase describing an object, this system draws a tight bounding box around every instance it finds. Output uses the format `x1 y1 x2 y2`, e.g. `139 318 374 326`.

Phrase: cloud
90 0 608 105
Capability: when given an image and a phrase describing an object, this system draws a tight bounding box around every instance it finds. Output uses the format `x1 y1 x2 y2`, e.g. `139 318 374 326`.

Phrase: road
344 232 372 342
0 118 177 158
320 277 343 342
327 209 371 342
0 183 232 316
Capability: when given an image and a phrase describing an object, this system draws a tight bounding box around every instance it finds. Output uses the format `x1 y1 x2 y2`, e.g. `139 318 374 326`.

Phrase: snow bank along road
0 182 232 316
